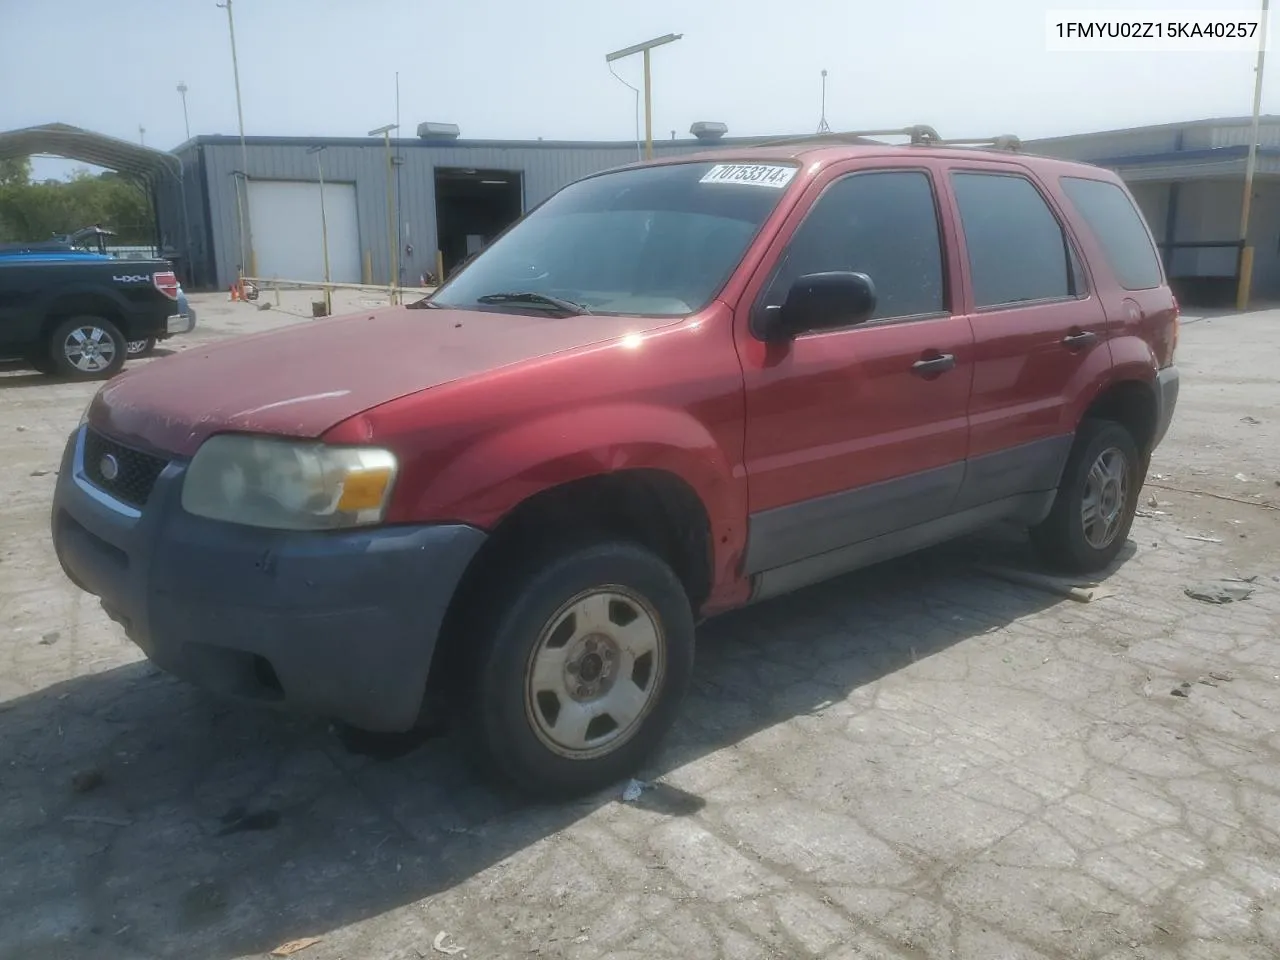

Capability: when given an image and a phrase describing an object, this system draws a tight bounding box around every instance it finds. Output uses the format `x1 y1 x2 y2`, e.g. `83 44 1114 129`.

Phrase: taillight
152 270 180 301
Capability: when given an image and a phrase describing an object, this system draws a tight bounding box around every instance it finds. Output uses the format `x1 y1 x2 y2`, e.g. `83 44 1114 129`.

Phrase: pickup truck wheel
50 316 126 380
467 541 695 799
126 337 157 358
1031 419 1141 574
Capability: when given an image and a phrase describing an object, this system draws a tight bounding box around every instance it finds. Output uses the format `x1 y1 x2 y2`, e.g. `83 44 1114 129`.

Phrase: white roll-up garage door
246 180 361 283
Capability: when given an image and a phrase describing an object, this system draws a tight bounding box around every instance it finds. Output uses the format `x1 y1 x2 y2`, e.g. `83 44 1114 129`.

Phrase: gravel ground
1 295 1277 960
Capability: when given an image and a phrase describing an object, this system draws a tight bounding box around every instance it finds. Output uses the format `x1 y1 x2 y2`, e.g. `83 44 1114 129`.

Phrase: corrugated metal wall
185 138 715 290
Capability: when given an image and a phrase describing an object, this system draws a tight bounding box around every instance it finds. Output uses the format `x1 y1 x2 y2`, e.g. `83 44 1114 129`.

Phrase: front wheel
1031 419 1141 573
49 316 126 380
467 541 695 799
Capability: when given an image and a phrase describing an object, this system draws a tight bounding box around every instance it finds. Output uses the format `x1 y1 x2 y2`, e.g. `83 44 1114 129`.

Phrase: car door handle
1061 330 1098 351
911 353 956 376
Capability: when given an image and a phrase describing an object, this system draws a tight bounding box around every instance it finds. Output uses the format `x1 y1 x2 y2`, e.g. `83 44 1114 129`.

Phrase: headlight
181 435 398 530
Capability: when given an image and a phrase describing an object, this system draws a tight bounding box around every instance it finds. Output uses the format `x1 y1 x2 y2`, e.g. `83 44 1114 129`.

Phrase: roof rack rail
919 134 1022 152
754 125 942 148
751 126 1020 152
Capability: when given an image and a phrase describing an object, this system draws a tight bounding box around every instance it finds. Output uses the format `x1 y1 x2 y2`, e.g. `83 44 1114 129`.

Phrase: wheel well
42 295 129 341
1083 380 1157 454
430 470 713 690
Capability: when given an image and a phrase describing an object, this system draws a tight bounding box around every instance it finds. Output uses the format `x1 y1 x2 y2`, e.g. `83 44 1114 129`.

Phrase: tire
25 349 55 375
1031 419 1141 574
126 337 157 358
49 316 126 380
465 541 695 799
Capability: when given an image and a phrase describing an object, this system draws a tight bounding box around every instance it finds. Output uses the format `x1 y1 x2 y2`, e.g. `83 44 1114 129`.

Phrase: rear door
941 163 1110 511
737 162 974 575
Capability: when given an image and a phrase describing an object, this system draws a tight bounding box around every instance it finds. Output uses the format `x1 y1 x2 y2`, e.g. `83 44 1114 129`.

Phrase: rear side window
1060 176 1162 290
765 170 945 321
951 172 1078 308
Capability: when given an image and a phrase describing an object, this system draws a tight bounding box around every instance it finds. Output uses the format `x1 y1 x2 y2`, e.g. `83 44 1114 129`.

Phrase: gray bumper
50 427 486 731
1152 365 1179 449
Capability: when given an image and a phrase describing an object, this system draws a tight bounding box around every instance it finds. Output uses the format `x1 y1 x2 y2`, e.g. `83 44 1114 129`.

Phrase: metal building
164 124 758 292
159 115 1280 305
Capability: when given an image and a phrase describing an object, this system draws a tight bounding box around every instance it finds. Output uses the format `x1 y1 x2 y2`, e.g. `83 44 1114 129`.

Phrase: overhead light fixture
480 179 507 185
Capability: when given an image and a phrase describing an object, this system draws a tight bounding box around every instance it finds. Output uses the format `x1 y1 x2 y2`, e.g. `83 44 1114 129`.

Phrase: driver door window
760 170 948 325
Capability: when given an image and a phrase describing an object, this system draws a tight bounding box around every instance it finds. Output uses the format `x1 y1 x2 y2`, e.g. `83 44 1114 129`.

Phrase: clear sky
2 0 1273 178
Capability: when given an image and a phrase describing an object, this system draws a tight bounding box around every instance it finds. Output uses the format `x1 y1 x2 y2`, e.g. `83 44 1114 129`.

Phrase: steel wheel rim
126 339 150 356
524 586 666 760
64 326 116 372
1080 446 1130 550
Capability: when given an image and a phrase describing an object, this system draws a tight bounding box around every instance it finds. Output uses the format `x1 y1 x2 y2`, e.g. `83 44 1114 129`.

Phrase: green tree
0 159 153 244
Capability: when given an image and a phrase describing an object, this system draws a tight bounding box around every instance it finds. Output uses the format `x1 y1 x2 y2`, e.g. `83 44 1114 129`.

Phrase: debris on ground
1148 494 1160 507
63 814 131 827
29 468 50 477
1241 416 1262 425
1171 682 1191 698
39 631 59 645
622 779 648 802
257 302 272 311
432 931 464 955
71 769 105 793
217 808 281 835
270 936 323 957
1184 535 1223 544
1234 473 1253 482
976 565 1116 602
1185 581 1255 604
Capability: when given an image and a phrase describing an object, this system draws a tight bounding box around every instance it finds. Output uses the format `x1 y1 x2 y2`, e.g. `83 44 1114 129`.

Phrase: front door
736 164 974 576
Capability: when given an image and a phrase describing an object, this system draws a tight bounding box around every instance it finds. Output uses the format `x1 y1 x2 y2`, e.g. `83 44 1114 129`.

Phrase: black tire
25 349 55 375
465 541 695 799
1031 419 1142 573
126 337 157 358
49 315 126 380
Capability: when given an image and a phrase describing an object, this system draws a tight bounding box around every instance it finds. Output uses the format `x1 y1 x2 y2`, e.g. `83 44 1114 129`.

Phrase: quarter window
952 172 1079 308
1060 176 1163 290
764 170 946 323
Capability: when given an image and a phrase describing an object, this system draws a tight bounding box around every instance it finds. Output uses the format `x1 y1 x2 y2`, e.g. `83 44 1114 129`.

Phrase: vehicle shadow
0 529 1128 959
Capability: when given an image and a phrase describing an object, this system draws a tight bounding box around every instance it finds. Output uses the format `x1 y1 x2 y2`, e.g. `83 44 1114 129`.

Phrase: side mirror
757 271 877 341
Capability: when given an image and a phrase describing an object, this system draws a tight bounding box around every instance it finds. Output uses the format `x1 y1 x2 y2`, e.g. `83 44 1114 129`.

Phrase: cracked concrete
1 296 1277 959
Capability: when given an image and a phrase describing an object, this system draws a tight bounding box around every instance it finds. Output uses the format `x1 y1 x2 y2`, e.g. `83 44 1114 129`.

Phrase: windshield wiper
405 296 442 310
474 292 592 315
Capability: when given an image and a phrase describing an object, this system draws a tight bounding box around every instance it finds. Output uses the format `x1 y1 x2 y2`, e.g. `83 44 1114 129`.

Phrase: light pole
1237 0 1270 310
605 33 683 160
368 123 400 303
307 146 332 316
217 0 254 281
177 81 191 141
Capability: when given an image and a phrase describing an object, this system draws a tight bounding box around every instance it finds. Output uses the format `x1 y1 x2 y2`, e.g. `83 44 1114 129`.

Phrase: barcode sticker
699 164 797 189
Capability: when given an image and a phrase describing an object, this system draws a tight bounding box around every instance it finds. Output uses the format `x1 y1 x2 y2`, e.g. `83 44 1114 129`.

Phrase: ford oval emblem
99 453 120 481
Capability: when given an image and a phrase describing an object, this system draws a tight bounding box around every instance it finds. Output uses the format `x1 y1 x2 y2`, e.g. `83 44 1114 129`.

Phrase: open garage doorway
434 168 523 278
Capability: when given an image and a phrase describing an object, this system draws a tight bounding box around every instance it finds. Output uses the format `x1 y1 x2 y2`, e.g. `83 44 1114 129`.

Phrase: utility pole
1237 0 1270 310
177 81 191 141
369 124 400 303
138 125 146 146
217 0 254 281
817 69 831 134
605 34 683 160
307 146 332 316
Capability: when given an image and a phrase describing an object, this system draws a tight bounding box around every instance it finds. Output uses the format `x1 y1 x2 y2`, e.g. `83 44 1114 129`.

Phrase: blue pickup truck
0 226 195 379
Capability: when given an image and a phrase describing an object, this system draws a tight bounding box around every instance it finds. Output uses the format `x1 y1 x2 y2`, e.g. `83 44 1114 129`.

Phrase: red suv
51 131 1179 797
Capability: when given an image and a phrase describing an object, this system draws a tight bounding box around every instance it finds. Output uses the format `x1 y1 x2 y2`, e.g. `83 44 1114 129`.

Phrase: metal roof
0 123 181 182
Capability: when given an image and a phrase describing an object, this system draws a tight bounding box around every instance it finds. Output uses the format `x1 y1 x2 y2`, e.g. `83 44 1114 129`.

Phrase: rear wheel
126 337 157 358
1031 419 1141 573
49 316 126 380
465 541 695 799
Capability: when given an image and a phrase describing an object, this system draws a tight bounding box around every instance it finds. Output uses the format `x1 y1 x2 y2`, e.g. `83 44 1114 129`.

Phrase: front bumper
50 427 486 731
1152 365 1179 449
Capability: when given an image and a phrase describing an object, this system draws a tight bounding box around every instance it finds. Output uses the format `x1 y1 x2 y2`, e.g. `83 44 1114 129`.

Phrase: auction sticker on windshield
699 164 797 189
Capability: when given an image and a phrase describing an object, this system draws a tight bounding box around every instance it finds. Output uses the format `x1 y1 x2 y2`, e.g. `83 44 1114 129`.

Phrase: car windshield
428 160 798 317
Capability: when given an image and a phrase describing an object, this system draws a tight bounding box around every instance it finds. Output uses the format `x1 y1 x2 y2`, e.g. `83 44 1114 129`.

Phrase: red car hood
90 305 657 456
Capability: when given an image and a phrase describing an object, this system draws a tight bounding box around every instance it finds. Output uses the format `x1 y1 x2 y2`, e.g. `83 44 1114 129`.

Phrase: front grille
82 430 169 508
